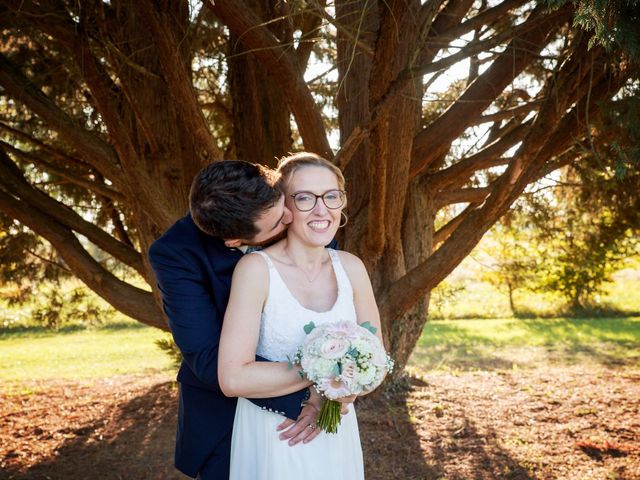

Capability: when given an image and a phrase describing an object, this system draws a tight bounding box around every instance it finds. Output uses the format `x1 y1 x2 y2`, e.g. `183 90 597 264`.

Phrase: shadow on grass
563 304 640 319
512 304 640 319
3 382 184 480
359 376 536 480
412 318 640 371
517 318 640 368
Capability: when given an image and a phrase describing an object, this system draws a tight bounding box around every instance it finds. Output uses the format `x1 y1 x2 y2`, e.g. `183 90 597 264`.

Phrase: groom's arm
148 238 226 392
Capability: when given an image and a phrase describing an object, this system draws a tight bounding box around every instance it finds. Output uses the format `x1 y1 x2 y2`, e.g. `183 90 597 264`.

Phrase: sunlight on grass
0 322 175 389
429 256 640 319
601 277 640 312
409 317 640 372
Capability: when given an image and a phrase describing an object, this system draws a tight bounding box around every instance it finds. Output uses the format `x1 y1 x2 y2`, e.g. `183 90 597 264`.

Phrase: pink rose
320 338 350 359
325 321 360 341
320 378 351 400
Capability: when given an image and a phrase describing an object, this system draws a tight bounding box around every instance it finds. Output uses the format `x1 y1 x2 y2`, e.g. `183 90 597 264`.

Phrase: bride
218 152 384 479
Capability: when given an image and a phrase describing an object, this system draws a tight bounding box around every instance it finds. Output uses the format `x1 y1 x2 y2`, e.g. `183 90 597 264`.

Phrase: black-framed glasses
290 189 346 212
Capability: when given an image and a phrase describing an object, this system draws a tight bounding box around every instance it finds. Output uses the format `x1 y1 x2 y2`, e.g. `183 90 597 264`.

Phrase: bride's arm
218 253 312 398
337 251 387 397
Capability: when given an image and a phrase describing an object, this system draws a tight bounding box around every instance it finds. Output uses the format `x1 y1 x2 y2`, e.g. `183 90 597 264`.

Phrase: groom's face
245 194 292 246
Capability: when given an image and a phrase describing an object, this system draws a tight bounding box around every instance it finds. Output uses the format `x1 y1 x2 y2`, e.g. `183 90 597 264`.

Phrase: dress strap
327 249 353 297
250 250 275 269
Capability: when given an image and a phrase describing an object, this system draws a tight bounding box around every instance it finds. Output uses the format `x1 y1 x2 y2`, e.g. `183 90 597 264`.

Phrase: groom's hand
277 402 321 446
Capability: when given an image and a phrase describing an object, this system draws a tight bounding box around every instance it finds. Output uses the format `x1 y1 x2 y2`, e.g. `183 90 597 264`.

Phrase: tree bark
227 0 293 166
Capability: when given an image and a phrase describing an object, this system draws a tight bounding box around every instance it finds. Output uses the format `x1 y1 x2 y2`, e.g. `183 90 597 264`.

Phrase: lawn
429 266 640 320
0 322 175 393
2 310 639 479
410 317 640 372
2 268 639 479
2 313 638 390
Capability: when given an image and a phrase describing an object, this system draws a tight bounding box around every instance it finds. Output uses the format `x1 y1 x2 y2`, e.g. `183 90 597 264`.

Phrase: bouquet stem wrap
317 399 342 434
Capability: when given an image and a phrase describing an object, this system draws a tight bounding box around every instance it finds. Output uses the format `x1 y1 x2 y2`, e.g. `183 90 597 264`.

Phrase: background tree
477 211 538 315
0 0 638 374
527 79 640 311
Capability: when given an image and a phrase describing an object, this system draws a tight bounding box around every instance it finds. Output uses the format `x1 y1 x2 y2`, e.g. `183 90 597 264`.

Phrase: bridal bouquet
292 320 394 433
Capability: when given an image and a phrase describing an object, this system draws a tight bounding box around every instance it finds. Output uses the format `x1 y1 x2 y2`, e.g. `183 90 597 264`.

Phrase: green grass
429 278 640 319
0 321 175 392
409 317 640 372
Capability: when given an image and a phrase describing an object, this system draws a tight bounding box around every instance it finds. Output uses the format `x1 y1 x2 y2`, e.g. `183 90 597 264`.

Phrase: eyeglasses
290 189 346 212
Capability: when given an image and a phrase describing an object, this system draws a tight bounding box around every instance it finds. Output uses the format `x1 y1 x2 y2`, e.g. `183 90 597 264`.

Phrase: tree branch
335 2 564 173
428 120 530 190
434 187 492 209
24 0 139 165
0 141 124 202
379 59 626 323
295 0 328 69
25 247 72 275
0 121 89 170
434 0 530 44
333 0 472 171
410 4 572 179
0 53 121 181
428 37 605 194
135 0 223 163
433 202 480 245
473 101 542 125
207 0 331 158
0 149 145 277
0 189 164 329
307 2 374 57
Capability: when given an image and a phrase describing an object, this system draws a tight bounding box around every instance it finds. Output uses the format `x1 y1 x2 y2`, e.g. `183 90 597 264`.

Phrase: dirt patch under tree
1 367 639 479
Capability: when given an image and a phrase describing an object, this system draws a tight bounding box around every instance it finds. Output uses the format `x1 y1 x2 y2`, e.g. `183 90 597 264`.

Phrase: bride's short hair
276 152 345 191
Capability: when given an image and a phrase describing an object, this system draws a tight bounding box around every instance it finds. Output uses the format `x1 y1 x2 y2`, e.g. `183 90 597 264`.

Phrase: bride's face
285 165 345 247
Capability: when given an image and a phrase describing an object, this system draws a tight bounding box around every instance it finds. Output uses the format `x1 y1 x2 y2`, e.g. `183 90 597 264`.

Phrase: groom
148 160 325 479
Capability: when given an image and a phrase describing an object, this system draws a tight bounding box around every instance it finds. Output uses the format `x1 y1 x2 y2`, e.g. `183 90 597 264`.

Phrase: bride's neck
283 237 326 267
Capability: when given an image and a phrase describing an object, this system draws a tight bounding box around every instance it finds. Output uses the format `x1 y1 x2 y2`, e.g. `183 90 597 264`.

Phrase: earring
339 211 349 228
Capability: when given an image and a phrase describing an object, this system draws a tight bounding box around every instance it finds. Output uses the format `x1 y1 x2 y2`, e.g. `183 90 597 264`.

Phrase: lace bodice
252 249 357 361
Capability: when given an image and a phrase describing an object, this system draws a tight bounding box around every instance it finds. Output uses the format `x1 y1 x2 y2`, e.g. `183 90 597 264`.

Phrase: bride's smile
284 166 345 248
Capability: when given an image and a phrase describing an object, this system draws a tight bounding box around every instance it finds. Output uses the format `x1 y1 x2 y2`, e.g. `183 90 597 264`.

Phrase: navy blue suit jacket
148 214 309 478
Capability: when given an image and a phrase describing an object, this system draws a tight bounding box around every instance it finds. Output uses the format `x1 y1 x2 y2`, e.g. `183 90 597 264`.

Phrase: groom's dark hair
189 160 281 239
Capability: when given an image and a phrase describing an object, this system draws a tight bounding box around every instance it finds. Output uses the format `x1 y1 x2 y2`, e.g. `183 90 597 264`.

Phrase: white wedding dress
229 249 365 480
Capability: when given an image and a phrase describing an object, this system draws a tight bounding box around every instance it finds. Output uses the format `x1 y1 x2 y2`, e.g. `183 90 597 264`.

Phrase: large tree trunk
336 0 377 251
228 0 293 165
337 0 426 371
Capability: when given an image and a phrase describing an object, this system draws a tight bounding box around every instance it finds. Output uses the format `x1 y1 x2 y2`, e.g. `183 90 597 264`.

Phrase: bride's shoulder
234 251 270 277
334 250 367 276
334 250 375 297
